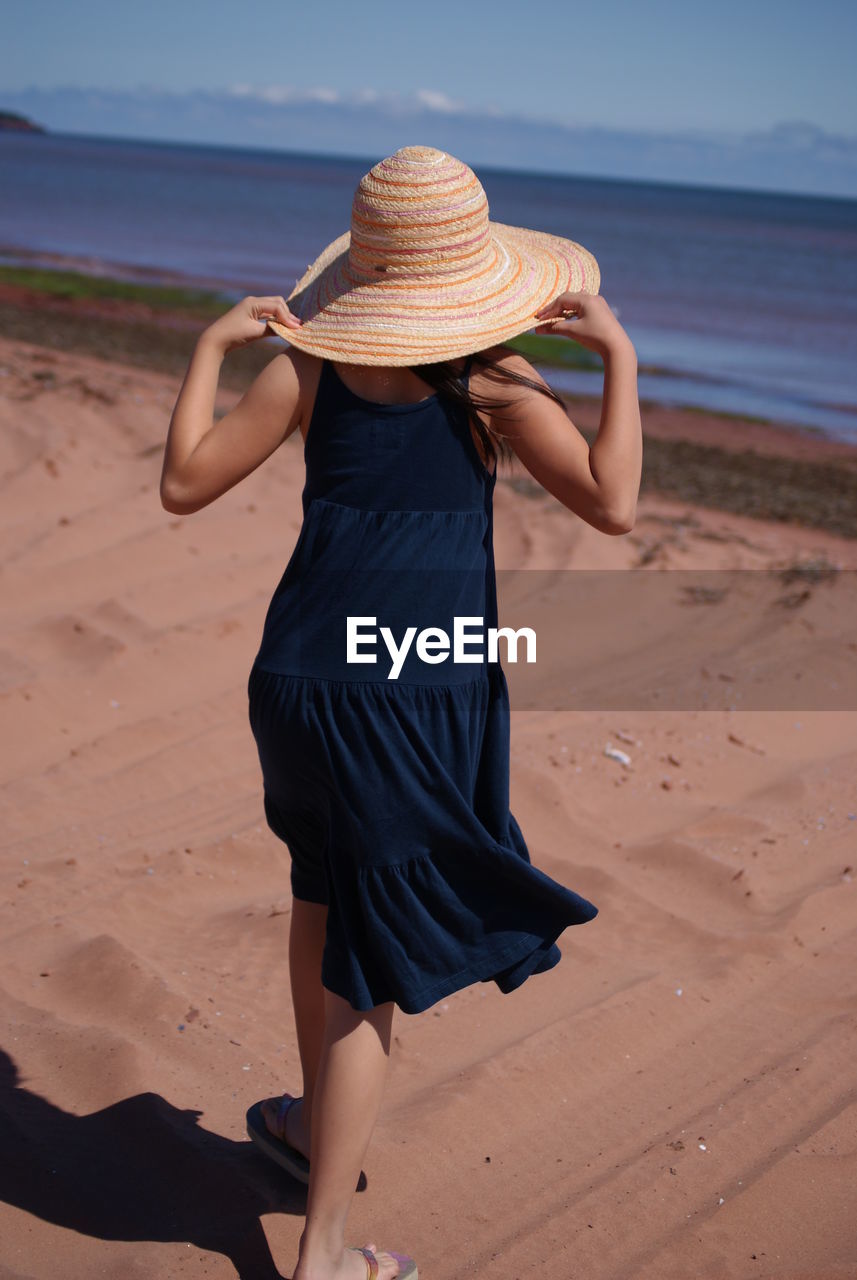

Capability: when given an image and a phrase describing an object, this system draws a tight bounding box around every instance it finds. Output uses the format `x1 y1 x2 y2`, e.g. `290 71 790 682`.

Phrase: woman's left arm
160 294 303 514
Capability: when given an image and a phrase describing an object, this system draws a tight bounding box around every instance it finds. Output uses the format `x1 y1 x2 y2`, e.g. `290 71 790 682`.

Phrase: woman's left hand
201 295 303 355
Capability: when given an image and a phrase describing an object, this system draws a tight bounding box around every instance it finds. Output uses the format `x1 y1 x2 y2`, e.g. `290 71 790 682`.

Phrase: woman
161 146 641 1280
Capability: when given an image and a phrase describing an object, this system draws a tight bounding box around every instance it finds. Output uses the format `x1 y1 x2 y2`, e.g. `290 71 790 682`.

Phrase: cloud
4 85 856 198
226 84 461 112
227 83 340 105
414 89 460 113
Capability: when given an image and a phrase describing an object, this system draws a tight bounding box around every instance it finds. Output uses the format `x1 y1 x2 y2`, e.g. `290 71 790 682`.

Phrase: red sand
1 334 855 1279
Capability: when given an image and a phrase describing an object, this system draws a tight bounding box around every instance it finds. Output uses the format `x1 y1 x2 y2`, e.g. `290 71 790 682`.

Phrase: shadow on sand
0 1047 322 1277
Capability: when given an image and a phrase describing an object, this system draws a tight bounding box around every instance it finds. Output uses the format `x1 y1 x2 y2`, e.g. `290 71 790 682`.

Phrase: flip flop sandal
348 1245 418 1279
246 1095 310 1183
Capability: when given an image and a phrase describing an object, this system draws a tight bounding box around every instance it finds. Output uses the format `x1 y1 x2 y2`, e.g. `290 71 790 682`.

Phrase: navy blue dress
247 355 598 1015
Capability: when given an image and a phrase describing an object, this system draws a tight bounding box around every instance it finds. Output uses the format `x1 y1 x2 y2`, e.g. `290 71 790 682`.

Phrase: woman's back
293 348 504 477
250 350 495 684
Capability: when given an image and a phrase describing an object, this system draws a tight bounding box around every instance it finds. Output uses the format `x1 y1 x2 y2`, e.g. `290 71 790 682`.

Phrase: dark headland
0 110 47 133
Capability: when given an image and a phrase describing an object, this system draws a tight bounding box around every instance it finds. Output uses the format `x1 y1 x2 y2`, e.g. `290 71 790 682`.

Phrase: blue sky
6 0 855 133
3 0 856 195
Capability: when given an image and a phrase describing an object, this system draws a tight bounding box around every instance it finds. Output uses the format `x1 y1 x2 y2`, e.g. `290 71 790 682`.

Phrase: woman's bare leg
290 899 328 1102
261 896 327 1152
291 898 328 1117
293 989 402 1280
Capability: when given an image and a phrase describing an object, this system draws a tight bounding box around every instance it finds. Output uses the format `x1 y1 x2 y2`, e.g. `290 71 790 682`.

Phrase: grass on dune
504 332 675 378
502 331 602 370
0 264 234 316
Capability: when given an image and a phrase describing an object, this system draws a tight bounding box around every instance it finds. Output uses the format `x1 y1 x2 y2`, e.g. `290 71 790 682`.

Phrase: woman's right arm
487 293 642 534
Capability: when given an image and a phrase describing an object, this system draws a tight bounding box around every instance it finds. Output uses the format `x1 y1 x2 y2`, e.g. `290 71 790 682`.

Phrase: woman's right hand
200 294 303 356
532 291 633 356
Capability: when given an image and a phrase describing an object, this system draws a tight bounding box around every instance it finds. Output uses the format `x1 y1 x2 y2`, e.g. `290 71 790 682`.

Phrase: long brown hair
409 347 568 472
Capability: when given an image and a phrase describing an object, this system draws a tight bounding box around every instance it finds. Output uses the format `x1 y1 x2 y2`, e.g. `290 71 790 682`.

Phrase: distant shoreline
1 245 851 443
0 259 848 432
2 261 856 539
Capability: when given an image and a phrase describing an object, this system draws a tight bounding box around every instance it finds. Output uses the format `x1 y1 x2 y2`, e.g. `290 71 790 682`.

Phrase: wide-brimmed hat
266 144 600 366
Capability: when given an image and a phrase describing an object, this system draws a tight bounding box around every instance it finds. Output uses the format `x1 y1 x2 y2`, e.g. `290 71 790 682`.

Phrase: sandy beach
1 288 856 1279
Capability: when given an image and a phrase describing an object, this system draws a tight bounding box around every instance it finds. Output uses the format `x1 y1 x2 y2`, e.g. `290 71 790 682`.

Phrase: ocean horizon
3 129 856 441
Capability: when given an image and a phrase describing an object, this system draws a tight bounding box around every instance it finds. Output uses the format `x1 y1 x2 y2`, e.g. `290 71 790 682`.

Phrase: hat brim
266 220 600 366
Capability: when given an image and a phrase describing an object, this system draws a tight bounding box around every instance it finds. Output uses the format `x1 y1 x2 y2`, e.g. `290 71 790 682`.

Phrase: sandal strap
273 1094 299 1141
349 1246 379 1279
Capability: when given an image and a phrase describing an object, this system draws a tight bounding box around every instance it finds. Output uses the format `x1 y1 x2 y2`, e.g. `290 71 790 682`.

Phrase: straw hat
266 144 600 366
